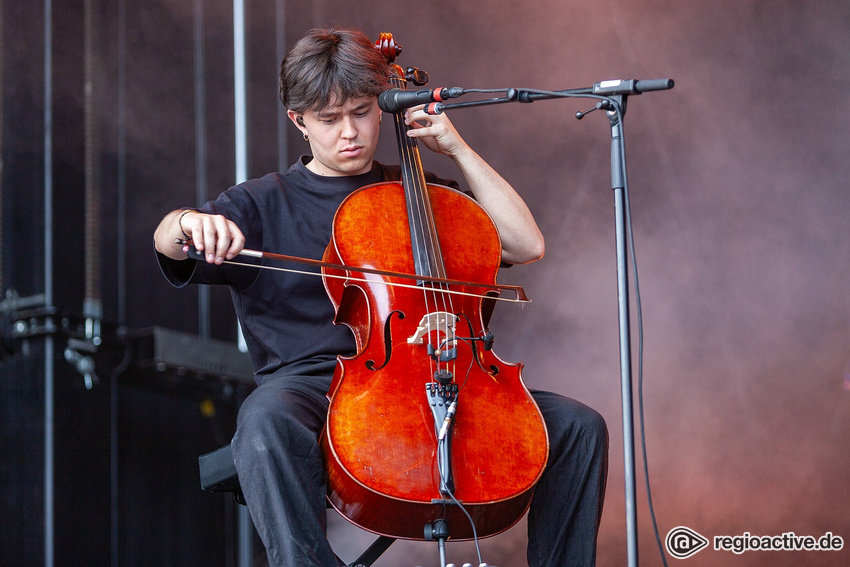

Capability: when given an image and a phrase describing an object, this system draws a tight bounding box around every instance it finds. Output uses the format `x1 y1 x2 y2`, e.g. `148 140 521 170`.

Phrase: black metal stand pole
607 97 639 567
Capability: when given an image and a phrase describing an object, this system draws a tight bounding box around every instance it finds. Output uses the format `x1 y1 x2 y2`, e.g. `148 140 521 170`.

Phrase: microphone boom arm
424 78 674 115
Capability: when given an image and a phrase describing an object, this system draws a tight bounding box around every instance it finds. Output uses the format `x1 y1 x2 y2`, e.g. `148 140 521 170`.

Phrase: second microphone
378 87 465 113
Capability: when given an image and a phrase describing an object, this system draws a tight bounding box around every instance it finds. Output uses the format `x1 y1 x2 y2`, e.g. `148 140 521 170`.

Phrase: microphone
423 102 445 115
378 87 465 113
481 330 494 351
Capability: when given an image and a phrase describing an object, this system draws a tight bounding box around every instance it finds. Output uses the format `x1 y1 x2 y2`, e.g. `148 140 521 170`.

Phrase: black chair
198 444 396 567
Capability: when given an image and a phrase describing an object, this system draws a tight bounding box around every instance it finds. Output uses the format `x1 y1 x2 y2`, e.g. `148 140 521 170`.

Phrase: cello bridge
407 311 457 345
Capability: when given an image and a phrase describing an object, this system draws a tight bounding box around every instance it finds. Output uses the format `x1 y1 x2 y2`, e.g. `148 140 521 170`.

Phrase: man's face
290 96 382 177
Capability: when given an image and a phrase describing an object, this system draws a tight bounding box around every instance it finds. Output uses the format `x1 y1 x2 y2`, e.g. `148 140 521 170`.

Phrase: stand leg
438 537 447 567
346 535 395 567
425 519 450 567
237 505 252 567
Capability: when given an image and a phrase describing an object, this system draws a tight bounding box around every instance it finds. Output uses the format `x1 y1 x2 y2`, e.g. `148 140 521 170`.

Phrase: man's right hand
154 209 245 264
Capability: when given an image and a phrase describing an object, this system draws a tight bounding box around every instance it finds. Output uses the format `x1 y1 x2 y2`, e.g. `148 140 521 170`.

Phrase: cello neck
387 63 448 281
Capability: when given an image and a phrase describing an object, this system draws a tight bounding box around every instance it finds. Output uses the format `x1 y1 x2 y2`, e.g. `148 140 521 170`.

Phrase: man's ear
286 109 304 128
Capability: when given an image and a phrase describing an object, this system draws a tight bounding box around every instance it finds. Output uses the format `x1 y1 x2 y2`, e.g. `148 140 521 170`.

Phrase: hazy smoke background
141 1 850 565
316 2 850 566
5 0 847 566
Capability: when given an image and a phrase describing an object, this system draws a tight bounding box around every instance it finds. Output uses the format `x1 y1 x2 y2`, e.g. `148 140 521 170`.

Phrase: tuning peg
406 66 429 86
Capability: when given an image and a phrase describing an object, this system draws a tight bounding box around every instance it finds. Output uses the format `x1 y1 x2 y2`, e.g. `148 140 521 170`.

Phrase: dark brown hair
280 28 390 114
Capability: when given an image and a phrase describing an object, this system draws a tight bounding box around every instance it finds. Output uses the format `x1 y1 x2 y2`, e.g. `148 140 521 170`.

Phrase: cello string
390 78 454 379
389 79 434 374
413 103 457 376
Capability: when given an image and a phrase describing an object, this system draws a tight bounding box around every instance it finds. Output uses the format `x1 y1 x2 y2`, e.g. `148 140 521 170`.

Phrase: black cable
436 436 483 566
432 335 484 565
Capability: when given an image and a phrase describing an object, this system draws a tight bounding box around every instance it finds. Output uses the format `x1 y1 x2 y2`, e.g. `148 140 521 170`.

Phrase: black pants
232 364 608 567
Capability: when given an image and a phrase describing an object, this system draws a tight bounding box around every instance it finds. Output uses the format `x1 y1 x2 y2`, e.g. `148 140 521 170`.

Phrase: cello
320 33 548 542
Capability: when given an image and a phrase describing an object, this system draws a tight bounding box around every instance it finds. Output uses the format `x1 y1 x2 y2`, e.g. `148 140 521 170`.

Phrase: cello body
319 34 548 541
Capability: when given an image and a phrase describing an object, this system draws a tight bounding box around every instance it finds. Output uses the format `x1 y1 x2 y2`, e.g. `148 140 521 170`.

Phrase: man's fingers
226 230 245 260
210 215 234 263
181 211 244 263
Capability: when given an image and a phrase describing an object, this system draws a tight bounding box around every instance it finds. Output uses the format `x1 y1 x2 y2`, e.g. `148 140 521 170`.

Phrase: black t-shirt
157 158 459 383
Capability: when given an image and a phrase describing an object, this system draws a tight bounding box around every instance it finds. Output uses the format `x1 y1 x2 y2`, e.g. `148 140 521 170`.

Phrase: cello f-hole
365 310 405 371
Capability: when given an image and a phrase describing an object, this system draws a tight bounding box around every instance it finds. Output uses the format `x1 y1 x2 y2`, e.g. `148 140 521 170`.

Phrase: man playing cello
153 27 608 567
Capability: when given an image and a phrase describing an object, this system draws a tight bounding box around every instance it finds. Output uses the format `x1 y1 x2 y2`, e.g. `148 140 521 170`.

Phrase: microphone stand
427 78 674 567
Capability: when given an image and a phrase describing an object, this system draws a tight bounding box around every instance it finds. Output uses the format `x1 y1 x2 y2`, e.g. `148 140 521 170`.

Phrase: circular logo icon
666 526 709 559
